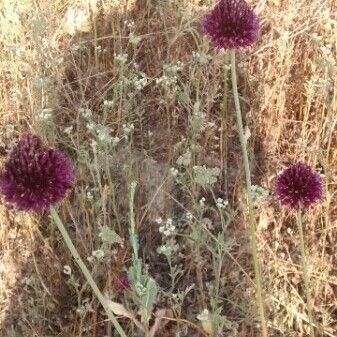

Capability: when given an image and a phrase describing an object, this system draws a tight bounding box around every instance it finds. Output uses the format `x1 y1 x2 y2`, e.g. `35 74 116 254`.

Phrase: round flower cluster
0 134 75 212
203 0 260 50
275 162 324 210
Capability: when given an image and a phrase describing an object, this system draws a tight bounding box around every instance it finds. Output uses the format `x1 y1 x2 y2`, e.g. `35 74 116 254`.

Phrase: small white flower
129 32 141 45
96 126 112 143
134 77 147 90
199 197 206 207
186 212 193 221
157 238 179 257
122 123 135 135
192 51 200 59
39 108 53 120
80 108 92 118
192 51 211 65
159 218 176 236
86 122 96 131
114 53 128 65
125 20 135 30
86 191 93 200
216 197 229 209
103 100 114 108
170 167 179 177
64 126 73 134
92 250 105 260
112 137 120 146
156 74 177 87
63 265 72 275
157 243 178 257
155 217 163 225
251 185 269 203
197 309 210 321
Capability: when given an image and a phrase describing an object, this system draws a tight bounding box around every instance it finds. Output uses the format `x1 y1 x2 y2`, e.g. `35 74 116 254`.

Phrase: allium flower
275 162 324 210
203 0 260 49
117 274 130 294
0 134 75 212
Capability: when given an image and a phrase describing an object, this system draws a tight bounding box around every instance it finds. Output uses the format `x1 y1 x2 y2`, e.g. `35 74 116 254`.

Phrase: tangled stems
50 207 127 337
296 211 316 337
230 49 268 337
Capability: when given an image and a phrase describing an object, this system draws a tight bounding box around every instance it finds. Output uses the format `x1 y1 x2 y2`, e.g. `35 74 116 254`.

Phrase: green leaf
128 258 142 285
193 165 220 187
98 226 122 245
176 150 192 167
141 277 158 323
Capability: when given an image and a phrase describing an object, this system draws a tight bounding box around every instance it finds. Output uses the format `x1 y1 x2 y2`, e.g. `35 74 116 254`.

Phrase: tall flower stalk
297 211 315 337
276 162 324 337
50 208 127 337
203 0 267 335
0 134 127 337
230 49 268 337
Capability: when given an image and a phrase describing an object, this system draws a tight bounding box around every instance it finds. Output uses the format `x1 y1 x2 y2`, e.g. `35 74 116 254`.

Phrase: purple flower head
0 134 75 212
116 274 130 294
203 0 260 50
275 162 324 210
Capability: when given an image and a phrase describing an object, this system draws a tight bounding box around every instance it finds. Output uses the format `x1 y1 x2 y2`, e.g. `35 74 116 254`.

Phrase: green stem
129 181 138 259
50 207 127 337
297 211 316 337
220 53 230 194
230 49 268 337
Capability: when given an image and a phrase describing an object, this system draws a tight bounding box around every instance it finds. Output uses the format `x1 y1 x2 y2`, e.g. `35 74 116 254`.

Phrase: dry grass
0 0 336 336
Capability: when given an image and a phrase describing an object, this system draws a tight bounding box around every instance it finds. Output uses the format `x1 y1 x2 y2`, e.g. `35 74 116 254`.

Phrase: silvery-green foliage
190 101 206 133
176 150 192 167
128 262 158 325
251 185 269 204
193 165 220 187
99 226 123 245
128 182 158 326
